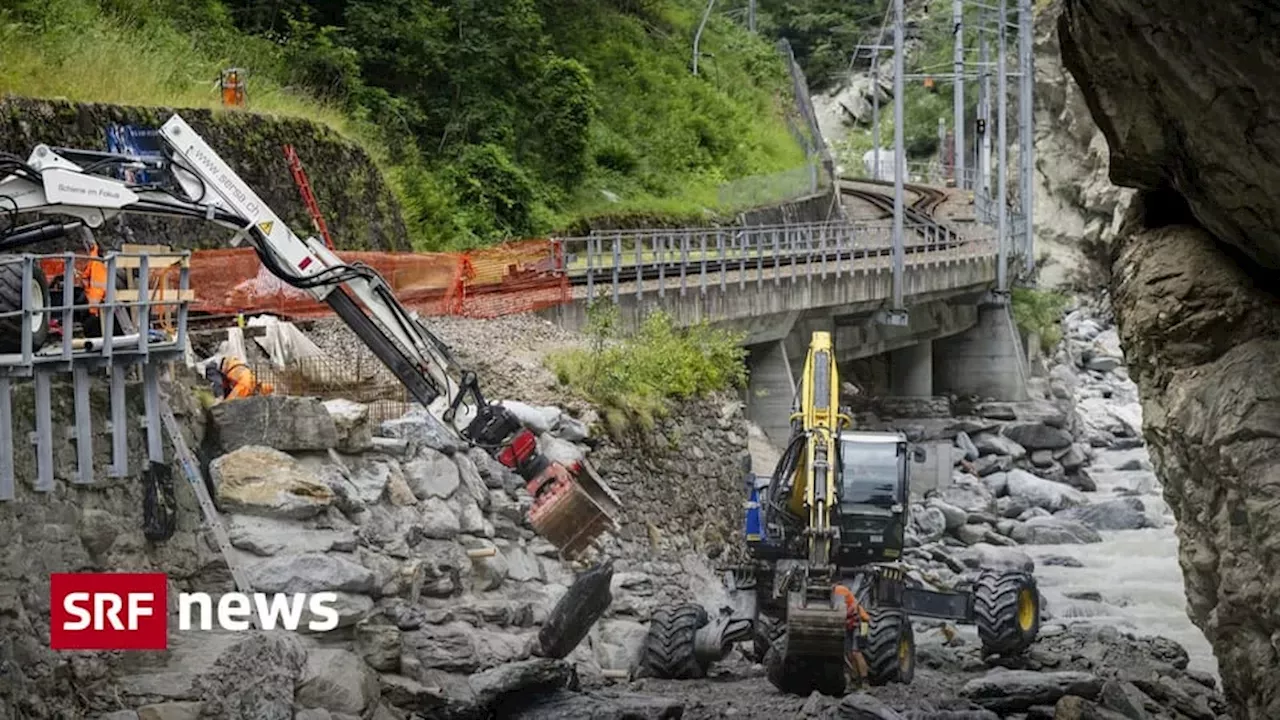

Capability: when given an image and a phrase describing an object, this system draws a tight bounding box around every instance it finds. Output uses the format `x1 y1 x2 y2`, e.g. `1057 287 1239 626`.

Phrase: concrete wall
932 300 1029 401
890 341 934 396
735 189 840 226
746 340 797 447
911 442 953 495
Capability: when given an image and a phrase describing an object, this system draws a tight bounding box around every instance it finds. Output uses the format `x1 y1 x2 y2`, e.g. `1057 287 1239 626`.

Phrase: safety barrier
188 239 568 320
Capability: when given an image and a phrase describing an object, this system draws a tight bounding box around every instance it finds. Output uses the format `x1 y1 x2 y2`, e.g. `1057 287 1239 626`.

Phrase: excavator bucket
527 458 621 559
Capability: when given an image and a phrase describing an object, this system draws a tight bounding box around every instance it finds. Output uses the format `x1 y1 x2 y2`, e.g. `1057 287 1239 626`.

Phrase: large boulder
1009 516 1102 545
210 446 333 520
1057 497 1152 531
295 649 380 715
973 433 1028 459
1001 469 1087 513
323 399 374 453
932 477 997 514
1001 422 1073 451
960 670 1102 712
192 633 309 720
244 553 377 594
208 395 338 453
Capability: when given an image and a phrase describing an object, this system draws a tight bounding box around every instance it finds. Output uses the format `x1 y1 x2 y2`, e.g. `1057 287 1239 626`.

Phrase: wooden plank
114 255 188 270
114 289 196 302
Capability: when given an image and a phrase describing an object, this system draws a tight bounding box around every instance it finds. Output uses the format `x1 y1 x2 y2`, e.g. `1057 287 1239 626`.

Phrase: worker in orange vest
205 355 273 400
834 584 872 683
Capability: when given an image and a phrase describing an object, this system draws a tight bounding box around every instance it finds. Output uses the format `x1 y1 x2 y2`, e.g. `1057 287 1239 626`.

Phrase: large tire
751 613 785 663
764 631 846 696
636 604 709 679
973 569 1040 656
0 259 49 354
864 609 915 685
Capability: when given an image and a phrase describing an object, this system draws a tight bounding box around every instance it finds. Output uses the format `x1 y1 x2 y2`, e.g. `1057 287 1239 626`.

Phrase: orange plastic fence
187 239 569 320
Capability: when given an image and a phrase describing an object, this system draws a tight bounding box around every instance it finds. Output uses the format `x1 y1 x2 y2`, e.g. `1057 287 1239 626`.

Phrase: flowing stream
1028 445 1219 679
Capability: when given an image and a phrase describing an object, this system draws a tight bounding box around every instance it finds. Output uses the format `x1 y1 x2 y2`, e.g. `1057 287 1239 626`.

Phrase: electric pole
748 0 756 32
996 0 1008 294
953 0 965 188
872 53 881 180
978 17 991 215
892 0 906 312
1018 0 1034 276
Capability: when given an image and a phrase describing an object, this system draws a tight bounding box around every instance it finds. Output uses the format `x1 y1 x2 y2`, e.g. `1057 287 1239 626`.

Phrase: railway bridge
542 179 1033 449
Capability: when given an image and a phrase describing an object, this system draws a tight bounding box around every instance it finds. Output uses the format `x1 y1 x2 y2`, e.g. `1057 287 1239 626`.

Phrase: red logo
49 573 168 650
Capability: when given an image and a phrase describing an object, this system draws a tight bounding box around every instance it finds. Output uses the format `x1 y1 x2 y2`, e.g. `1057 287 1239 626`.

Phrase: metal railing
553 218 999 304
0 250 191 501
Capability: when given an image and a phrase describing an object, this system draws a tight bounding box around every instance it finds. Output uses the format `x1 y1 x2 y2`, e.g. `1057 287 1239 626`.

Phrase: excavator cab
834 433 912 566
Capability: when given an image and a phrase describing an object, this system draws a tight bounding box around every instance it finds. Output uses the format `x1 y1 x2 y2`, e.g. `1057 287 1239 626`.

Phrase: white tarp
862 147 900 181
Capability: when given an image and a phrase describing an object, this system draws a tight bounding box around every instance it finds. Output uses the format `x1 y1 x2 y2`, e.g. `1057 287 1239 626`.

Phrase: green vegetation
547 300 747 437
1 0 808 249
1011 287 1070 352
754 0 881 93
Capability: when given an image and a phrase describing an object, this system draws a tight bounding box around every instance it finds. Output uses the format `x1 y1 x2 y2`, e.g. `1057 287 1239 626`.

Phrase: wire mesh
249 354 411 426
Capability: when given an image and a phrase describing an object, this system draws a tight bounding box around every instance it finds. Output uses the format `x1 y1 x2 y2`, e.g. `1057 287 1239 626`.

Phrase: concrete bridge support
890 341 933 396
932 300 1028 401
746 340 797 447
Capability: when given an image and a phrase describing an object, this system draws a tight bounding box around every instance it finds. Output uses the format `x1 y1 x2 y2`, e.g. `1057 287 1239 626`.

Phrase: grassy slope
0 0 808 249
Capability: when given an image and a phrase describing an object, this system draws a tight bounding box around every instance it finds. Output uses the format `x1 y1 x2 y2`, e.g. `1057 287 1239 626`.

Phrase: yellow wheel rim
1017 588 1037 631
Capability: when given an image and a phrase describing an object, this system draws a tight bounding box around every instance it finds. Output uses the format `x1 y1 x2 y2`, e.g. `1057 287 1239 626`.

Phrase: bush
1011 287 1070 353
546 302 747 437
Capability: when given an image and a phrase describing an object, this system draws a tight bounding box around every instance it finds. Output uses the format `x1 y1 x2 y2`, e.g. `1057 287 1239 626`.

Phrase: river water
1028 445 1220 679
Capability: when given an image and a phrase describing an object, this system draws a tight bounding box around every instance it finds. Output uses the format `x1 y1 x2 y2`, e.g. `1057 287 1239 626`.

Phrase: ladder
283 144 335 250
159 399 254 595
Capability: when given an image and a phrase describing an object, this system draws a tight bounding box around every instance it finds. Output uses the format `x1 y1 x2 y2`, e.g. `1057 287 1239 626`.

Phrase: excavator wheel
750 613 784 663
0 259 49 354
636 604 710 679
764 630 846 697
864 608 915 685
973 569 1040 656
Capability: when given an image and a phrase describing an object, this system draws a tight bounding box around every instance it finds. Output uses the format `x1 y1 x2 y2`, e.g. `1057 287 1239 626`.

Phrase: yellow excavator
637 331 1041 695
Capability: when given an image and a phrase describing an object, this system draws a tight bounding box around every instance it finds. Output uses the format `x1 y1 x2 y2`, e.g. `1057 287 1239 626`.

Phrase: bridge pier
746 340 796 448
932 300 1029 401
890 341 933 396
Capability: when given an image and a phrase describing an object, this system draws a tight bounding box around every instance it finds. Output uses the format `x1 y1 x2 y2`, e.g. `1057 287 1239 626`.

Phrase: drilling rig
636 331 1041 694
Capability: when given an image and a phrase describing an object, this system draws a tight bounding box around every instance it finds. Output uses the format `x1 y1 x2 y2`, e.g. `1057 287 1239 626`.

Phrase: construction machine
636 331 1040 695
0 114 620 656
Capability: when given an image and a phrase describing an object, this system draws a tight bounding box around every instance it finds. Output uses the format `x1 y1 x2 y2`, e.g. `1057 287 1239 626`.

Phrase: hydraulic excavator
637 331 1041 695
0 114 619 657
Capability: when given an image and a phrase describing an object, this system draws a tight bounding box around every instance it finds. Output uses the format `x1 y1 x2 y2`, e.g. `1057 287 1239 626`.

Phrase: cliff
0 96 409 251
1058 1 1280 717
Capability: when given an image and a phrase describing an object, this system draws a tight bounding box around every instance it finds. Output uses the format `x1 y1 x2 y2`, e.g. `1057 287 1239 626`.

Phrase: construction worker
834 584 872 685
205 355 272 400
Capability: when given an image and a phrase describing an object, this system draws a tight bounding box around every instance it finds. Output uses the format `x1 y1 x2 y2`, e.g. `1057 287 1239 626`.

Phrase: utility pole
872 53 881 181
693 0 716 76
953 0 965 188
1018 0 1034 276
978 17 992 215
892 0 906 312
996 0 1008 294
748 0 756 32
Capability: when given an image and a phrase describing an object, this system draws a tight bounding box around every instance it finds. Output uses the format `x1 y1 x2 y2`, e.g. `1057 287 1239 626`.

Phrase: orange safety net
188 239 569 320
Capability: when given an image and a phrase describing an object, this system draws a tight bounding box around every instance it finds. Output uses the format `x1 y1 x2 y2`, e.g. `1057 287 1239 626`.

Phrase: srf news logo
50 573 340 650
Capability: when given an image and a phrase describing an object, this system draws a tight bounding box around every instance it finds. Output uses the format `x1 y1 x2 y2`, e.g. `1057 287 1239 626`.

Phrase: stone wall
0 96 410 251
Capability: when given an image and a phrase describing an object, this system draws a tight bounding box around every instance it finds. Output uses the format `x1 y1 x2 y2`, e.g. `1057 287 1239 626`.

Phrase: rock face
1111 221 1280 719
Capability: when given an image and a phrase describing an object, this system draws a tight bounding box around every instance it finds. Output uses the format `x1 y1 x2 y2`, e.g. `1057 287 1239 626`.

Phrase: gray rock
591 618 649 672
955 524 990 546
244 553 376 594
420 497 462 539
136 704 202 720
1002 469 1087 512
538 433 585 467
972 454 1012 477
324 399 374 453
506 691 684 720
469 658 575 709
1087 355 1123 373
211 446 334 520
1002 422 1073 451
403 448 460 500
226 516 354 557
1041 555 1085 568
976 402 1018 421
831 692 904 719
378 674 446 711
502 401 562 434
209 395 338 453
99 712 140 720
295 649 380 715
355 621 402 672
973 433 1028 459
454 453 490 509
192 633 308 720
379 409 462 454
914 506 948 543
1030 450 1055 468
1100 680 1154 719
955 431 980 461
502 543 544 583
1057 497 1152 531
933 478 996 514
345 455 399 506
929 500 969 530
953 543 1035 573
554 415 590 442
960 670 1102 712
402 622 531 673
995 495 1030 519
1056 444 1089 472
1009 516 1103 545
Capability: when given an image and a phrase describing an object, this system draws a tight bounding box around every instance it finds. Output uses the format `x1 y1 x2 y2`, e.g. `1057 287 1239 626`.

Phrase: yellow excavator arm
785 331 851 567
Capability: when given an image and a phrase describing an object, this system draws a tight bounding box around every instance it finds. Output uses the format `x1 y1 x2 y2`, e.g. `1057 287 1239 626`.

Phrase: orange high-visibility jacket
220 357 273 399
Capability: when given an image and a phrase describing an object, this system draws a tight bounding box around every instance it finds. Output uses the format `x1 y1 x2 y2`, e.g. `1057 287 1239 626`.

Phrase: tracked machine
637 331 1041 694
0 115 619 656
